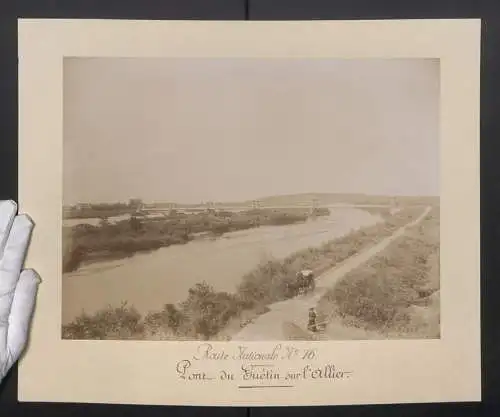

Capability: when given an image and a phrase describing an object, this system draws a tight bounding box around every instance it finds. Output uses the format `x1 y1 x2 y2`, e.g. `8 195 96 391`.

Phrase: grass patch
317 206 440 338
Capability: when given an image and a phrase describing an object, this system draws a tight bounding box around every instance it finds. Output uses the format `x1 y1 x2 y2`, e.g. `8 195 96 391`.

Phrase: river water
61 208 382 324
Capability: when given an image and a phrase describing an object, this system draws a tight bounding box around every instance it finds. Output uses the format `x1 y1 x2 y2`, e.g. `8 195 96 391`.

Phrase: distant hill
243 193 439 207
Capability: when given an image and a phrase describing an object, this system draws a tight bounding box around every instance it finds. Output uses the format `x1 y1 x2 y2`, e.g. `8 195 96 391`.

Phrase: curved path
231 206 432 341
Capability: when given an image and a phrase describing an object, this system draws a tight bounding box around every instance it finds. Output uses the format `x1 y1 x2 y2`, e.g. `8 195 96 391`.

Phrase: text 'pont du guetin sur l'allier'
175 343 353 385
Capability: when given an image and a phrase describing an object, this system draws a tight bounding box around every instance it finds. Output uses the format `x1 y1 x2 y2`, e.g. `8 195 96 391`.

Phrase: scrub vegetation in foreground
62 205 437 341
316 206 440 339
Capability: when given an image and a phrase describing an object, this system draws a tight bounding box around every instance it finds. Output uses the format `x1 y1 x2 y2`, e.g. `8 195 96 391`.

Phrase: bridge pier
309 198 319 215
251 200 261 210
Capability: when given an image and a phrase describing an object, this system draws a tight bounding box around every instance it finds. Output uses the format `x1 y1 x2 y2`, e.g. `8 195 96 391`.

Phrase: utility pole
206 201 215 212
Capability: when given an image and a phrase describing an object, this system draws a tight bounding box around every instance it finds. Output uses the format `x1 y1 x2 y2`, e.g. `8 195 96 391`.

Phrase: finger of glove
3 269 40 364
0 215 33 323
0 200 17 256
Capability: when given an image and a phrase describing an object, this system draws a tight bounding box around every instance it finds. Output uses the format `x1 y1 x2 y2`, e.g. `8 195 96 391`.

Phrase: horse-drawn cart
295 269 316 294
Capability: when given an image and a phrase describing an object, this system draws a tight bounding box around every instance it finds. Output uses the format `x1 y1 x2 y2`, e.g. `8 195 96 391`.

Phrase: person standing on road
308 307 318 332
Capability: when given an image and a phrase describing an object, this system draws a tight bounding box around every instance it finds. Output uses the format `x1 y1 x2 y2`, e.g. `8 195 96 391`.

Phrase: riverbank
315 205 440 339
63 208 327 273
62 205 426 341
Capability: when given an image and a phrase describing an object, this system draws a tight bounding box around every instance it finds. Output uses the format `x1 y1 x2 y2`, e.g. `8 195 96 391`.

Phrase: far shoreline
62 207 332 273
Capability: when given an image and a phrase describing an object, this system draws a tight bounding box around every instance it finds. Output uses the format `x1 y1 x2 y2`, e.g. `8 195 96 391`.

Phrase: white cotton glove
0 200 40 384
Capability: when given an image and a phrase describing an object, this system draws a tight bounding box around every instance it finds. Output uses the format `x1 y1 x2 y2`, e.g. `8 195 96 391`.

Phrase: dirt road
231 206 432 341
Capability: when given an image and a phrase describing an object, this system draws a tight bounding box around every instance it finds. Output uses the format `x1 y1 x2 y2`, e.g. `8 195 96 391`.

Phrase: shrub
143 303 186 335
62 302 144 340
177 282 246 340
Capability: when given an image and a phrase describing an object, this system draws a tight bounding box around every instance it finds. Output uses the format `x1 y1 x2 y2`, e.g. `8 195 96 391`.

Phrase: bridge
140 200 397 214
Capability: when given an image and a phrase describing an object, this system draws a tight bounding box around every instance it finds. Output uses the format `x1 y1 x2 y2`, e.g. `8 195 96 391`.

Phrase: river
61 208 382 324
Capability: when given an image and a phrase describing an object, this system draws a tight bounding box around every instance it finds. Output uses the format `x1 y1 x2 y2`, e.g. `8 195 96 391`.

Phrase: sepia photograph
61 57 440 342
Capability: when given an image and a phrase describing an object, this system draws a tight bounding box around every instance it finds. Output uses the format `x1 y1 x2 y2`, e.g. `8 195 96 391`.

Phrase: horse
295 270 316 295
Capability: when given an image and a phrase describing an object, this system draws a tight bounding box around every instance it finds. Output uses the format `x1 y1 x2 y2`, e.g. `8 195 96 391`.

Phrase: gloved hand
0 200 40 384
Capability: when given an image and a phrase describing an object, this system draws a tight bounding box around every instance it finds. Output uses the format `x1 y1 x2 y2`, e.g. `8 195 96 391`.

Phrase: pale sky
63 57 439 205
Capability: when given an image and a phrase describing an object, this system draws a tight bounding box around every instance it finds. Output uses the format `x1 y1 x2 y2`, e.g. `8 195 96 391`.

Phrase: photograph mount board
18 18 480 406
